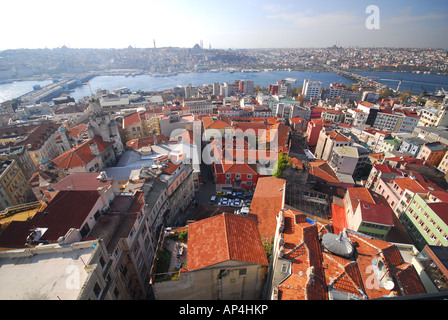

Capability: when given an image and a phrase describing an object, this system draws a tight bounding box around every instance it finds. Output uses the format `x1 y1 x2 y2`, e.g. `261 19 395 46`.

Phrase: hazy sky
1 0 447 50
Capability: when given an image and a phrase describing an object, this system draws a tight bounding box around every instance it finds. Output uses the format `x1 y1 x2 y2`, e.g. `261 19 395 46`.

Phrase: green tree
398 89 413 104
416 93 425 105
379 87 393 100
273 152 291 178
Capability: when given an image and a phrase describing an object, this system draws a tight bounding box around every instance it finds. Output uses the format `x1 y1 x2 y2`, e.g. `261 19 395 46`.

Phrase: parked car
216 191 226 196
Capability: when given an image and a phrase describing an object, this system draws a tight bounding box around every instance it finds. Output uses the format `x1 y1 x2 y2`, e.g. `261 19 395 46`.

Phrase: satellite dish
383 278 395 290
322 232 354 258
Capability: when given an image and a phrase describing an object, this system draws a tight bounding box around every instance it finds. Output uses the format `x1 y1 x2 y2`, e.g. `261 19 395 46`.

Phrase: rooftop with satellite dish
321 230 354 258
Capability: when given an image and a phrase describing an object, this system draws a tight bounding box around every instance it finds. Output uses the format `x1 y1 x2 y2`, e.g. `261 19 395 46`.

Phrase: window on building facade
93 282 102 299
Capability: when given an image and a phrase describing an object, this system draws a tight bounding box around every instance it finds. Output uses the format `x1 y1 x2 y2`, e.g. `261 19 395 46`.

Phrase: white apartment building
241 80 255 95
328 83 345 98
345 108 369 126
362 91 380 103
302 79 322 99
418 107 448 127
329 144 370 177
373 111 404 133
99 96 130 111
15 102 52 119
184 84 198 99
374 110 420 134
273 100 311 120
220 83 229 97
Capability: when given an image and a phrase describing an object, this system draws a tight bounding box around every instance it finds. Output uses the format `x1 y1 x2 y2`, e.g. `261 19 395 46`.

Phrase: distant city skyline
1 0 448 51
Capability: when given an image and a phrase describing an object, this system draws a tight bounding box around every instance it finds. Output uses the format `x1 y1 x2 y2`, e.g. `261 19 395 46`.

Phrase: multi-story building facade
302 79 322 100
89 190 154 299
87 98 124 157
272 100 310 121
214 162 259 192
373 109 420 134
399 136 426 157
413 126 448 146
328 83 345 98
0 159 32 211
51 136 117 174
344 108 368 126
417 106 448 128
373 111 404 133
416 142 447 167
437 151 448 174
152 213 268 300
0 144 36 180
354 128 391 153
314 128 353 161
399 191 448 250
329 144 370 177
182 98 215 115
139 156 195 227
322 109 345 123
121 111 148 141
306 118 328 147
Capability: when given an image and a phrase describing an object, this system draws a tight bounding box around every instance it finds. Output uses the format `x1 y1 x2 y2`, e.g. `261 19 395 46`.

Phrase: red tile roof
277 209 328 300
186 213 268 271
233 122 268 135
427 202 448 225
123 112 145 128
15 122 59 151
308 160 340 183
202 117 231 130
347 232 426 298
323 253 366 298
67 124 88 139
357 201 395 226
346 188 375 212
52 136 113 169
220 162 258 175
51 172 114 191
393 176 426 192
373 164 403 175
289 117 307 124
126 134 169 150
249 177 286 241
0 190 101 248
331 203 348 235
272 209 426 299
